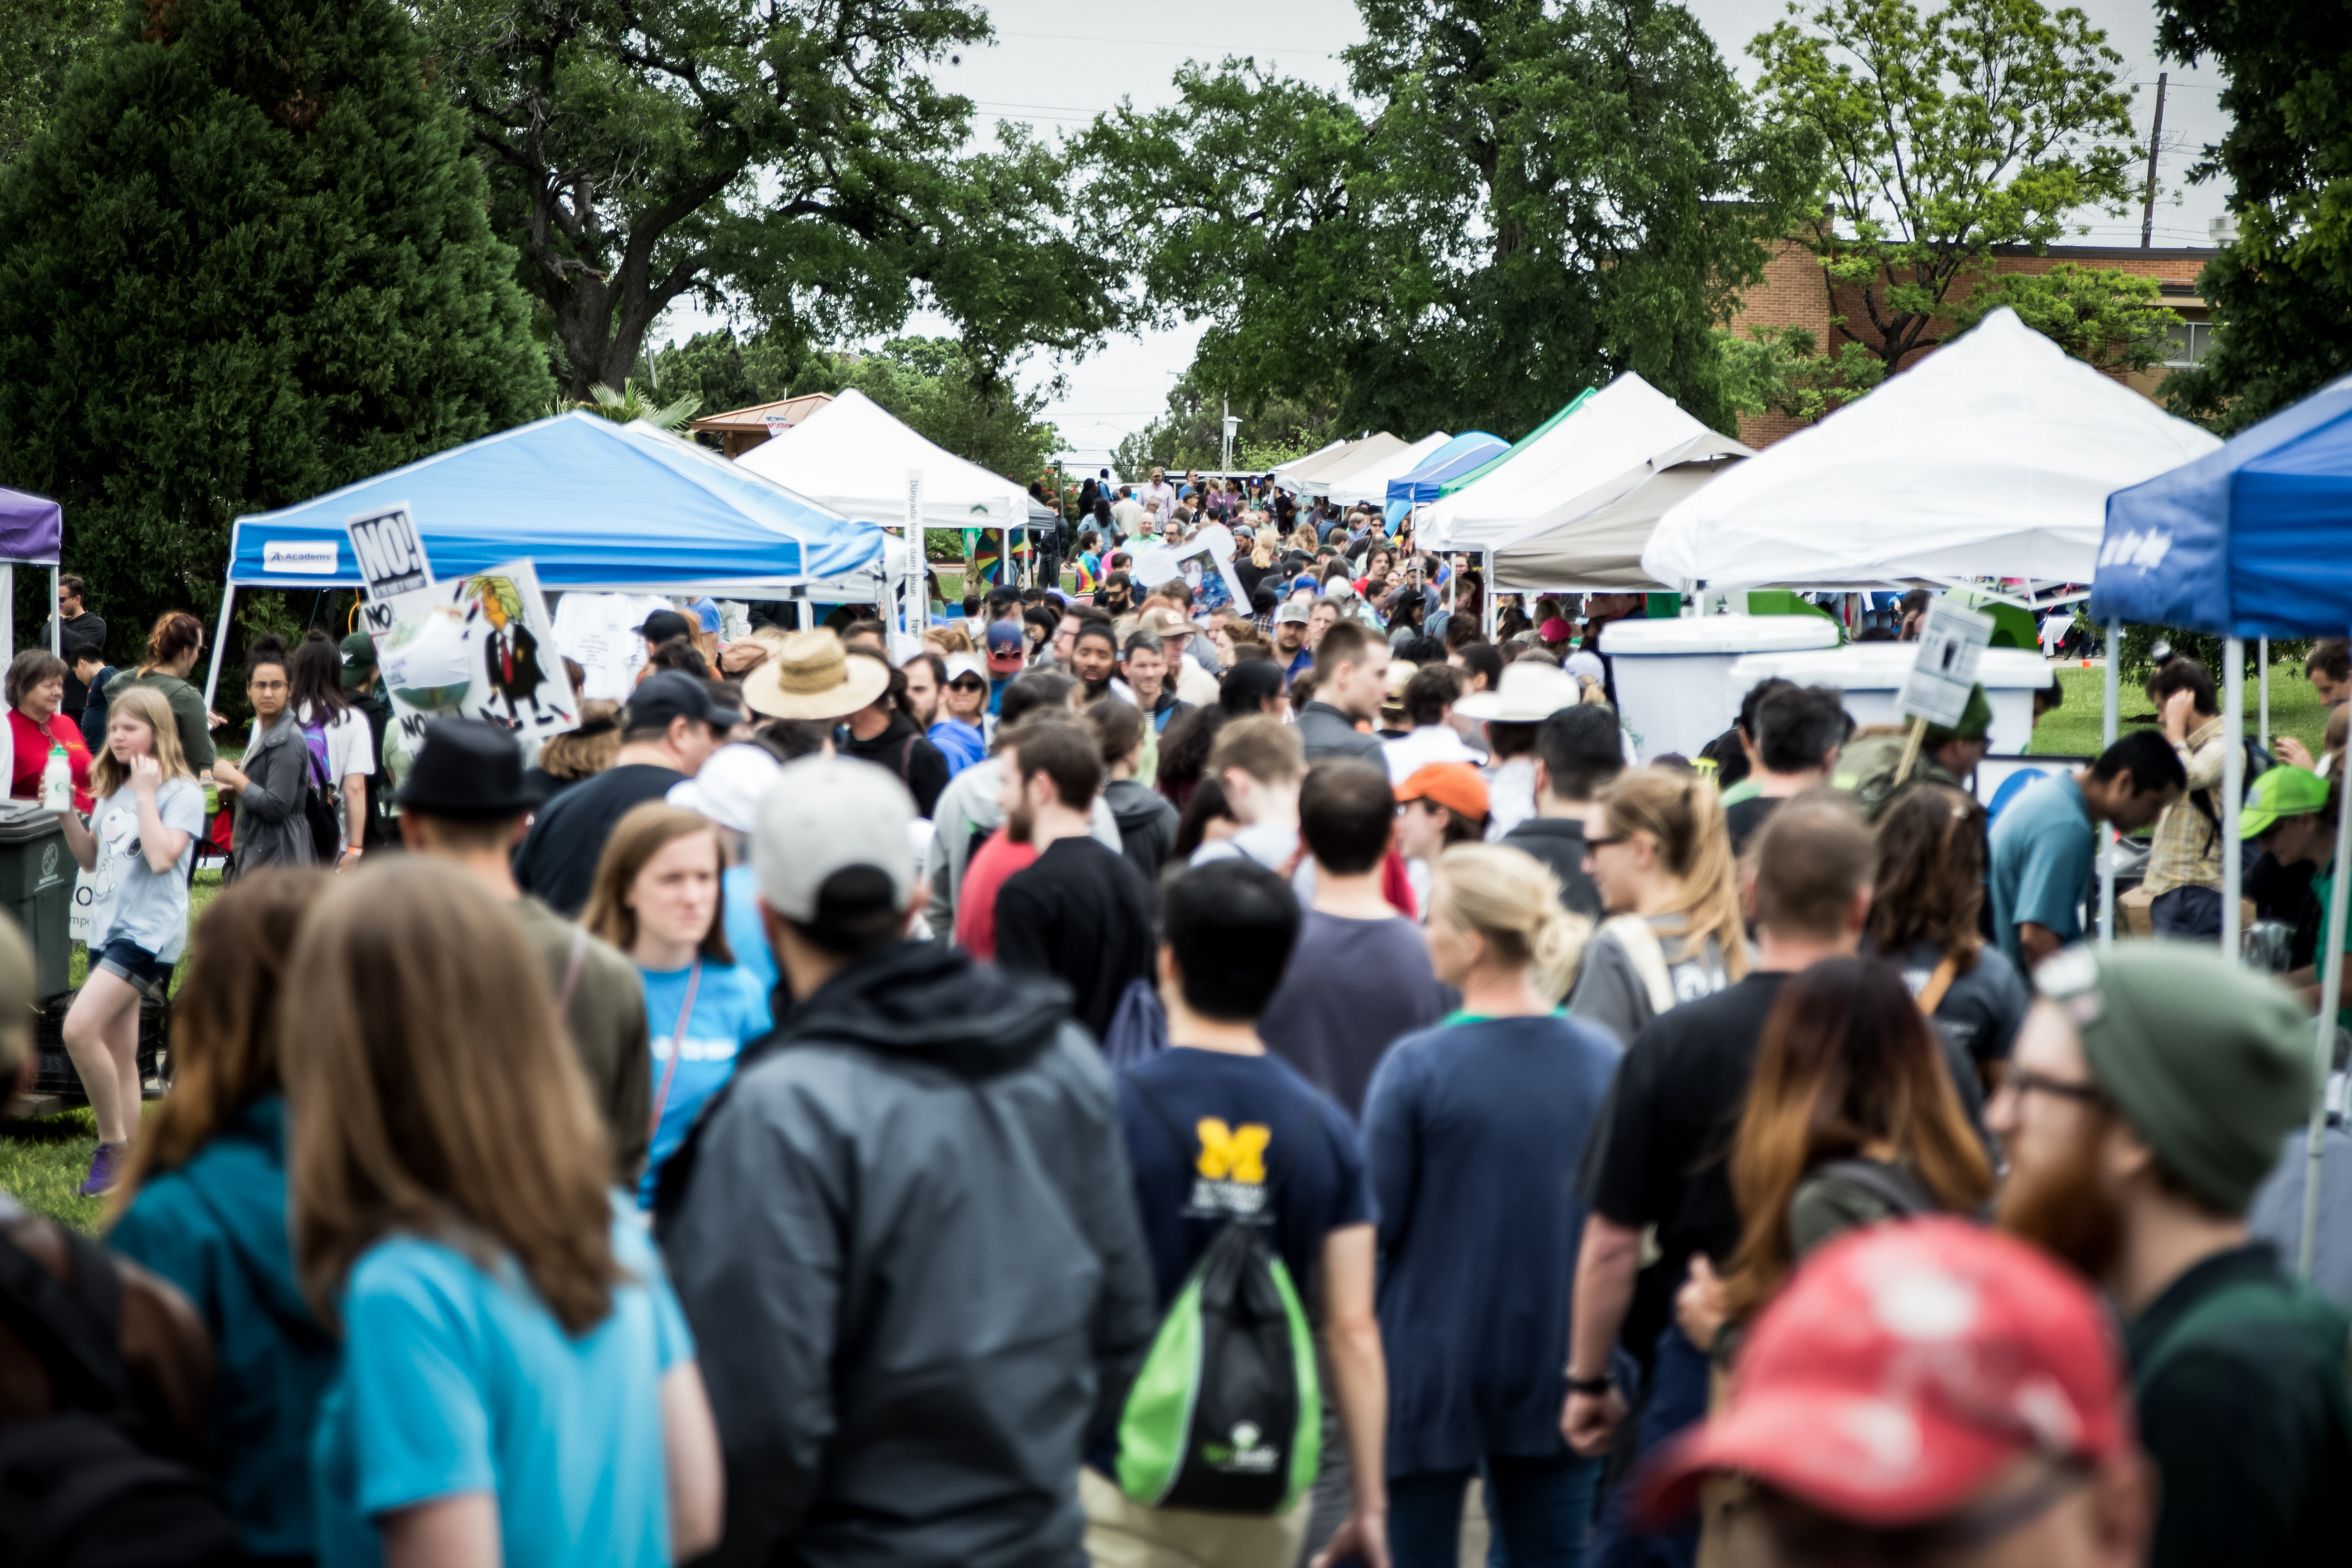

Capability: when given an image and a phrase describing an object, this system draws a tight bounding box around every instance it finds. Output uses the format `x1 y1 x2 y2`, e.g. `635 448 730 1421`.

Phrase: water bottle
40 742 69 811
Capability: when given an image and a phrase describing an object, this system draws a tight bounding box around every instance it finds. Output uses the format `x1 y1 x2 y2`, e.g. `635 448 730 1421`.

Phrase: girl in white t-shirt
53 684 205 1193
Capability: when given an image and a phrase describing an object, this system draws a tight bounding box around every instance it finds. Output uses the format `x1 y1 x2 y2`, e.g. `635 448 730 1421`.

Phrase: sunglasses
948 678 987 692
1586 833 1631 849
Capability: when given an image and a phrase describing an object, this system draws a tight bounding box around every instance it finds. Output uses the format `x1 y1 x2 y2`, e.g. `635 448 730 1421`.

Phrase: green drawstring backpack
1113 1081 1322 1515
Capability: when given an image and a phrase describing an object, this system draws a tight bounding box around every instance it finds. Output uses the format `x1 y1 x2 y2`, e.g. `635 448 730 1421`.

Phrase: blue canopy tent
2093 373 2352 1281
214 412 884 704
1384 431 1508 529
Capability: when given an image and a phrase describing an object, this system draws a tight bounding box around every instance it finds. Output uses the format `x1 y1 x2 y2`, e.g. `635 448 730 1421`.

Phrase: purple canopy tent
0 487 66 799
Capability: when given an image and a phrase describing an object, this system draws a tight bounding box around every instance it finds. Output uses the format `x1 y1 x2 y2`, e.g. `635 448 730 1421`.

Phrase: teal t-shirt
1988 771 2095 965
312 1208 694 1567
719 864 779 1007
638 958 772 1209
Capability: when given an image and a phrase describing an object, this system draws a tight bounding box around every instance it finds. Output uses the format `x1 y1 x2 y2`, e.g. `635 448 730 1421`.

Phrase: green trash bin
0 804 74 999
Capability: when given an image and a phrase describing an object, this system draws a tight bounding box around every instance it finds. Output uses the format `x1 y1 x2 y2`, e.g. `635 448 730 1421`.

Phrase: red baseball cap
1636 1218 2132 1529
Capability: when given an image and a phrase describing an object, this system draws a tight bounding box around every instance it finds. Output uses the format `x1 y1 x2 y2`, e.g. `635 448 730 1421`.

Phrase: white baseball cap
754 755 918 922
665 742 782 835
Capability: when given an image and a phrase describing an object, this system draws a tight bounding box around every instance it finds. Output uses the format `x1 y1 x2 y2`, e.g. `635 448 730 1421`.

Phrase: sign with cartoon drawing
370 559 578 745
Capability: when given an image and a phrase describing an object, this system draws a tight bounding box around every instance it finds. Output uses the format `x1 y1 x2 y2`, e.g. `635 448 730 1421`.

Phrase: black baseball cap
396 719 544 818
625 670 740 733
636 609 694 645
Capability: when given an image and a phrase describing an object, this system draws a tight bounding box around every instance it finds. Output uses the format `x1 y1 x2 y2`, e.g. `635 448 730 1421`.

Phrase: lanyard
648 958 703 1136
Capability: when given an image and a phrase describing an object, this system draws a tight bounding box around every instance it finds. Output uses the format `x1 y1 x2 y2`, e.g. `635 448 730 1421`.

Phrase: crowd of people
3 535 2350 1568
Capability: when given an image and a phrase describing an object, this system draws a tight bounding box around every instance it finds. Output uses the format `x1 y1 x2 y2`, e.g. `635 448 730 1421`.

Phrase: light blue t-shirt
928 718 988 776
312 1209 694 1567
638 958 771 1208
1988 771 2095 965
87 776 206 961
720 864 779 1006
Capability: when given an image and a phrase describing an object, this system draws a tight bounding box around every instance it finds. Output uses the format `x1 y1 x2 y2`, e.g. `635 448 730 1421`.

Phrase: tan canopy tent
1489 431 1752 591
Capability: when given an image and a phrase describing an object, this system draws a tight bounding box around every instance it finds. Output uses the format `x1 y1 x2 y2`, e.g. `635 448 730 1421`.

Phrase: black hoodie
657 942 1156 1568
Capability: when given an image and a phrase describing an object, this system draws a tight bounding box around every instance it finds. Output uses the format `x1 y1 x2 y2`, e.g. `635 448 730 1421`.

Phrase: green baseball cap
2239 764 2330 838
339 630 378 690
2037 942 2315 1216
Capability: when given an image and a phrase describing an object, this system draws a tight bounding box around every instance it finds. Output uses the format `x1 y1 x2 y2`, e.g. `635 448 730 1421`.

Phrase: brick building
1725 241 2217 447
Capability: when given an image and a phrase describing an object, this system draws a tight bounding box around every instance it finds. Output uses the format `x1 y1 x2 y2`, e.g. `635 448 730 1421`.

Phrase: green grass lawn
2 867 224 1232
2029 660 2333 760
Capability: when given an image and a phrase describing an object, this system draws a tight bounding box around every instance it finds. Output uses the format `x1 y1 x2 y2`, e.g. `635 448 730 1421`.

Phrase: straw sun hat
740 630 890 721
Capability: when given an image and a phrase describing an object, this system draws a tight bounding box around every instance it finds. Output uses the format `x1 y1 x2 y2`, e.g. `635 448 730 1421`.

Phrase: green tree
2153 0 2352 430
1749 0 2142 383
1115 374 1337 477
0 0 111 164
1077 0 1819 442
420 0 1124 400
0 0 553 650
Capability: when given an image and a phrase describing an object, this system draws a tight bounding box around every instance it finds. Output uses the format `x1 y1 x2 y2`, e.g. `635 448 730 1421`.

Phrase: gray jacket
230 709 316 874
1297 700 1384 764
657 940 1156 1568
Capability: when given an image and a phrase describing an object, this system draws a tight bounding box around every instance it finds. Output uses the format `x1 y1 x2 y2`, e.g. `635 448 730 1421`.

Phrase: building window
2162 322 2213 368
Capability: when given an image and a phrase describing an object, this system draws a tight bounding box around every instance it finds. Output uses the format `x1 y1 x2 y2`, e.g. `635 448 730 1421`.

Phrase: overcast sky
665 0 2233 458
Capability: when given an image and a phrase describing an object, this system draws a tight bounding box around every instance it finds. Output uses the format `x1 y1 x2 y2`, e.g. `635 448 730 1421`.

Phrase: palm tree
551 378 700 430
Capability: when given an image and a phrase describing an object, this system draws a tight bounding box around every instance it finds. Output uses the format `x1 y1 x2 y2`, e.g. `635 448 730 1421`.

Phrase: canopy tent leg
2100 621 2121 947
0 565 12 663
202 582 236 713
48 568 59 655
2223 638 2245 959
1482 551 1496 640
2299 761 2352 1278
2260 637 2271 748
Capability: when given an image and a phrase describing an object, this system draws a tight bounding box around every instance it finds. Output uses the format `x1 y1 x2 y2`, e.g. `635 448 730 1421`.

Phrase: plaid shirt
2141 715 2231 896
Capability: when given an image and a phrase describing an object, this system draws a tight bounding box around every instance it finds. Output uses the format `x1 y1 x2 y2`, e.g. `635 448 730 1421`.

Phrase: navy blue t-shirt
1116 1048 1376 1312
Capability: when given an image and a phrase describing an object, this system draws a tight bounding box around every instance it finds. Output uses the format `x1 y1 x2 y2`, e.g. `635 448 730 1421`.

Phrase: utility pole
1220 396 1232 473
2141 72 2167 249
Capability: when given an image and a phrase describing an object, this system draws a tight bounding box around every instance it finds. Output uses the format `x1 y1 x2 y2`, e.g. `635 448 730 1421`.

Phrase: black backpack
0 1225 244 1567
296 727 342 862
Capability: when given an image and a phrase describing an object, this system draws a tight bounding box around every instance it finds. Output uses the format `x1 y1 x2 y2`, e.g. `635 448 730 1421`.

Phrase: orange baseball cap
1397 763 1489 821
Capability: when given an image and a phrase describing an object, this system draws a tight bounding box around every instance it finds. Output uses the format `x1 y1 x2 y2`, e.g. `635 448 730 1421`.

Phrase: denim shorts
94 938 174 994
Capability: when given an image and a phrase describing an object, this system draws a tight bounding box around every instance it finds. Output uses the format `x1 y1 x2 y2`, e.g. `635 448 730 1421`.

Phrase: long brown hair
533 699 621 781
106 869 329 1223
88 685 195 800
1867 784 1986 971
580 802 732 964
1597 767 1751 980
282 859 623 1334
1721 957 1994 1321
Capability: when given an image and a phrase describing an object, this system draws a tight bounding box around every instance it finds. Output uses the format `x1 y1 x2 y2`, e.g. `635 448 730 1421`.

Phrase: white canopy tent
1318 431 1453 507
1489 431 1753 591
1268 436 1348 490
738 386 1036 639
1419 374 1715 556
1277 433 1407 493
1641 308 2222 595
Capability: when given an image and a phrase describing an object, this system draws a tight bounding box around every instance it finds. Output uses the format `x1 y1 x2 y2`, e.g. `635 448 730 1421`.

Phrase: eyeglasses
2002 1068 2107 1107
1586 833 1630 849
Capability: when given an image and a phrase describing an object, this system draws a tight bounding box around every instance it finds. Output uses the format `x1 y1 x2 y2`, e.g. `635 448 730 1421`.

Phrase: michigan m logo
1193 1119 1270 1184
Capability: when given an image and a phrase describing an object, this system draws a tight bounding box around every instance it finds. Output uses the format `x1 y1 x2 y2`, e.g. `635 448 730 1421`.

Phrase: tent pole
203 581 237 713
2298 755 2352 1278
2259 636 2270 748
2100 621 2120 948
2222 637 2245 960
48 568 59 655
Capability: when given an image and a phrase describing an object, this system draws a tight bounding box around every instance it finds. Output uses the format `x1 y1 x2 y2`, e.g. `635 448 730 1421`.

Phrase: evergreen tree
0 0 551 652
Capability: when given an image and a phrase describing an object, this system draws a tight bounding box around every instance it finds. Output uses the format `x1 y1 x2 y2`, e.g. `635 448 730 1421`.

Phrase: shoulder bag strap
647 959 702 1137
1916 953 1962 1016
555 925 591 1016
1600 914 1678 1016
1805 1157 1939 1219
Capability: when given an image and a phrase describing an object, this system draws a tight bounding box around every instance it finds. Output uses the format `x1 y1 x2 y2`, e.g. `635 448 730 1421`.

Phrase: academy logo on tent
2097 528 2173 571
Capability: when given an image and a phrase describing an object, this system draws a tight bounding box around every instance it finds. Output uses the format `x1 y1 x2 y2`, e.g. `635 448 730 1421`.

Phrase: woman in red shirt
7 648 93 811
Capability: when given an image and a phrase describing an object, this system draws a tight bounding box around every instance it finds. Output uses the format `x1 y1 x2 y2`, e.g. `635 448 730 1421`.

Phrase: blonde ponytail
1432 844 1595 1003
1598 768 1751 981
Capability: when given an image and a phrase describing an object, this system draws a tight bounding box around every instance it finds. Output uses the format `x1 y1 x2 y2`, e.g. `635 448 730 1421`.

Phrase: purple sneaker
78 1141 124 1198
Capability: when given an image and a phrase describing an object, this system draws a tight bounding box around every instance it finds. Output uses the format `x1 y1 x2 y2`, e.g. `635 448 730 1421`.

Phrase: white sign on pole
345 503 433 597
1899 597 1996 727
375 559 580 746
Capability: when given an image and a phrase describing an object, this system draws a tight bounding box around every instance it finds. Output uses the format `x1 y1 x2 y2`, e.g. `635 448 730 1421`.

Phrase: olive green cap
1922 682 1993 746
2036 942 2315 1216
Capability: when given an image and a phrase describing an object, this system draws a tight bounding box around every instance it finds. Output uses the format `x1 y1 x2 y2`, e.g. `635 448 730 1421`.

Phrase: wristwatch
1564 1373 1613 1397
